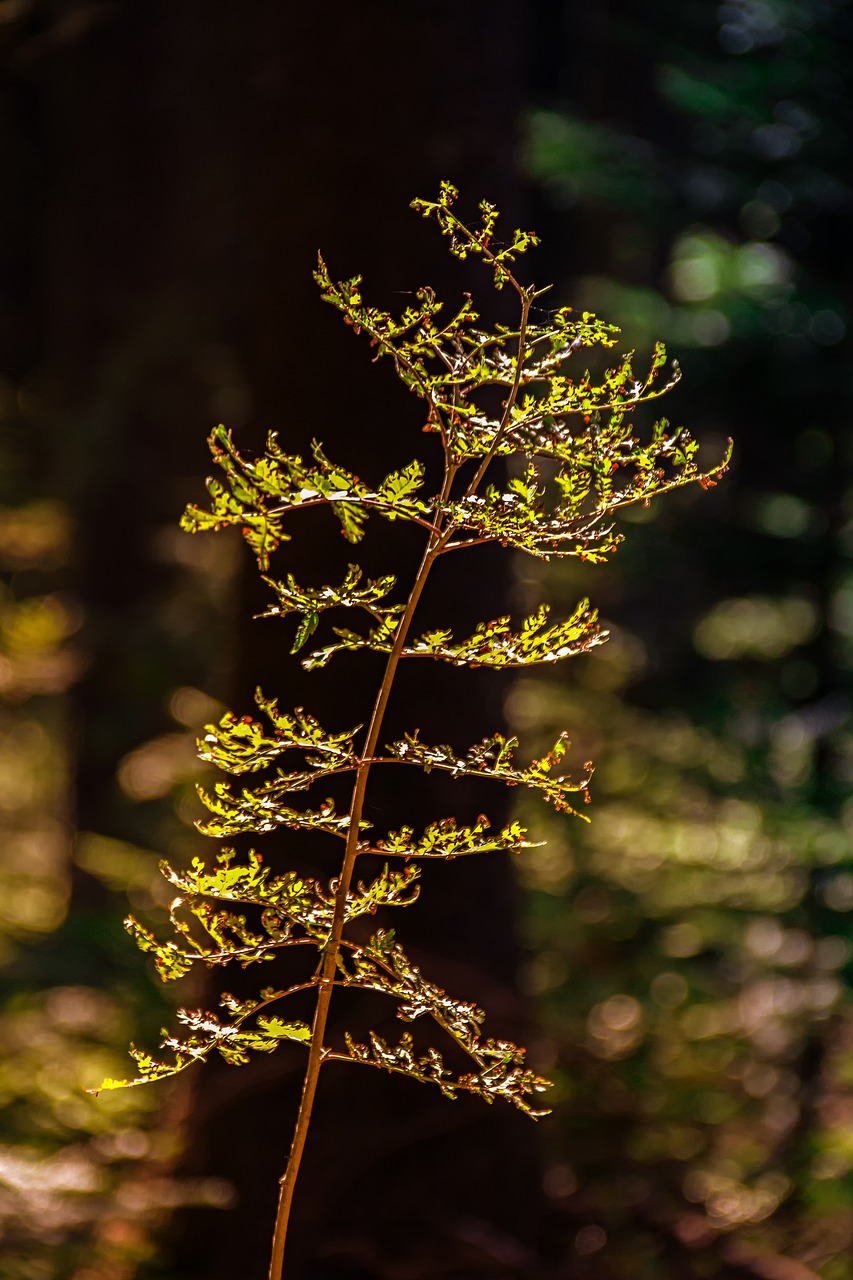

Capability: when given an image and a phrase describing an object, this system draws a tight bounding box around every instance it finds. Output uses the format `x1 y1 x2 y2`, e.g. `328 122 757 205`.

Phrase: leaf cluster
182 430 434 570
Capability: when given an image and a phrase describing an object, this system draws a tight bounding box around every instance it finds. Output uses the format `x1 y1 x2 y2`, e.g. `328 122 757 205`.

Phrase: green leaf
376 460 428 514
254 1016 312 1044
292 611 320 654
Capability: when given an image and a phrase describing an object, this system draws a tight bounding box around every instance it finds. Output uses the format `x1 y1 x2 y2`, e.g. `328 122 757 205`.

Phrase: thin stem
164 934 323 969
320 1053 488 1096
267 457 459 1280
443 535 498 552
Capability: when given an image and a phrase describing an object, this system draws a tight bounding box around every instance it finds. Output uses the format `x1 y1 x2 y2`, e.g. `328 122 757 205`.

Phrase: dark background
0 2 851 1278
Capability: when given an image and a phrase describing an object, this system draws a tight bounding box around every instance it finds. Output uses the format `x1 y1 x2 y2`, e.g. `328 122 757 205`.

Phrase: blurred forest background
0 1 851 1277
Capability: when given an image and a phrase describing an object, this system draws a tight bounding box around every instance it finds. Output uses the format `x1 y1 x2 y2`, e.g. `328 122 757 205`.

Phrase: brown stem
267 459 459 1280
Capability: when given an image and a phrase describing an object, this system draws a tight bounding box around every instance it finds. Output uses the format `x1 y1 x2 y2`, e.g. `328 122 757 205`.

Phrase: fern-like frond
371 814 540 860
303 603 604 670
91 992 312 1093
259 564 404 652
198 692 360 775
337 1031 551 1117
182 426 434 568
197 787 366 840
337 927 551 1115
404 601 606 667
382 730 592 817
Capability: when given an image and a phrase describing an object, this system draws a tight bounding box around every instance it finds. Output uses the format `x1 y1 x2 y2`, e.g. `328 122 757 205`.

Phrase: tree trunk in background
17 4 550 1277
